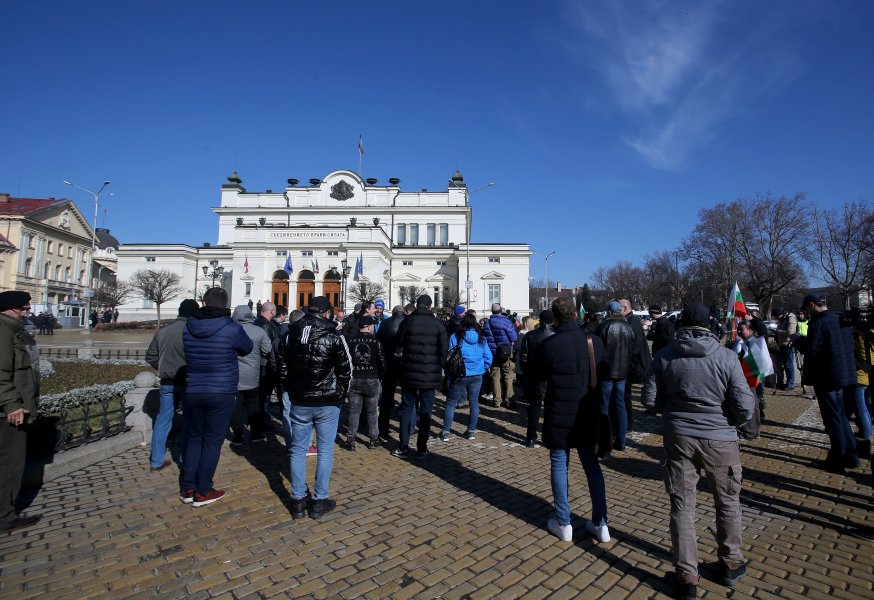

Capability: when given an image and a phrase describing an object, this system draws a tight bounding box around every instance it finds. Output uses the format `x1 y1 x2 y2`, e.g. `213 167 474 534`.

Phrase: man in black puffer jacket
283 296 352 520
520 309 555 447
392 295 448 459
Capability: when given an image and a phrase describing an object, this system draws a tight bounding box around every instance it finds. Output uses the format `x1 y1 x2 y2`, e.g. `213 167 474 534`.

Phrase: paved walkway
1 387 872 599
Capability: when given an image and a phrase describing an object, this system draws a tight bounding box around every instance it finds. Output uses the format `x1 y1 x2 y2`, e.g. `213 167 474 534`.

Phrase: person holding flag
726 282 747 342
733 320 774 437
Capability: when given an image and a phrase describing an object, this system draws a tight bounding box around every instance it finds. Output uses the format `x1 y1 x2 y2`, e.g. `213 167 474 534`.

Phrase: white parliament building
115 170 531 320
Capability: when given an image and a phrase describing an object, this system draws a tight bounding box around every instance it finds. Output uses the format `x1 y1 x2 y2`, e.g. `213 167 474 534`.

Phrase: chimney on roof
0 193 10 203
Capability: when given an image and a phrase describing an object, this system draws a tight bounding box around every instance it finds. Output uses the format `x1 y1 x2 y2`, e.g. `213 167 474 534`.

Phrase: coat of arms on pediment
330 180 354 201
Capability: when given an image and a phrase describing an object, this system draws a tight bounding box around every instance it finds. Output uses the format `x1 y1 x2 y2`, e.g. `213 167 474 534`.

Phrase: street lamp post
63 179 112 331
202 260 224 287
533 251 557 309
464 182 495 309
340 258 351 310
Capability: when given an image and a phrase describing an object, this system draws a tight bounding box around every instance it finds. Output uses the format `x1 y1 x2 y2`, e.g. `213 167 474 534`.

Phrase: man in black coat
520 309 555 447
391 295 448 459
793 294 859 473
376 305 405 439
597 301 635 451
532 296 610 544
619 299 650 436
647 305 675 356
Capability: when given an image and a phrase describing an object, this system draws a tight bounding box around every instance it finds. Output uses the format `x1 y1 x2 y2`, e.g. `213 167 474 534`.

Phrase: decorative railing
53 398 133 452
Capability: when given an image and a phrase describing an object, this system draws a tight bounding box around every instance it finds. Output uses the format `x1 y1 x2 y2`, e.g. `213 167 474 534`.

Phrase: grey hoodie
642 327 754 441
232 305 273 391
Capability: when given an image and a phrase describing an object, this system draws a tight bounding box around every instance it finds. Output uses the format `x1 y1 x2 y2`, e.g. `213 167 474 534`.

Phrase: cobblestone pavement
1 386 872 599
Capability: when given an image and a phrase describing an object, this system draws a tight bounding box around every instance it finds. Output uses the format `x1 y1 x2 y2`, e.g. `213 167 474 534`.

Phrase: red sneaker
179 489 195 504
306 445 318 457
192 489 225 507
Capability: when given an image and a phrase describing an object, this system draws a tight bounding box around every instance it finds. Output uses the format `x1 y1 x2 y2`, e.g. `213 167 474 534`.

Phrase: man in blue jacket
180 287 253 507
482 303 518 408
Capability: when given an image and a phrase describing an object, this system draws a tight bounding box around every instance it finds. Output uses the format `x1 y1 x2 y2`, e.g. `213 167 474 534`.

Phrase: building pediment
29 201 93 240
425 272 455 282
393 272 422 282
480 271 505 280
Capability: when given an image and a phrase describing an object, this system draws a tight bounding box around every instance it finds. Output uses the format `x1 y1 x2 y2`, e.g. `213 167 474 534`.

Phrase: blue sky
3 1 872 288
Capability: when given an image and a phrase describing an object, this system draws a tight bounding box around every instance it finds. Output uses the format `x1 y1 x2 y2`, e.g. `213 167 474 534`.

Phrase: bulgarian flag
735 336 774 389
577 304 586 323
735 339 762 389
727 282 747 341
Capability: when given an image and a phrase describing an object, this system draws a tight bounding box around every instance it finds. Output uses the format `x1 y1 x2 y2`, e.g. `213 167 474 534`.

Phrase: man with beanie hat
0 291 41 532
520 310 555 447
181 288 253 507
145 298 199 472
373 299 386 332
446 305 466 336
284 296 352 519
643 302 755 598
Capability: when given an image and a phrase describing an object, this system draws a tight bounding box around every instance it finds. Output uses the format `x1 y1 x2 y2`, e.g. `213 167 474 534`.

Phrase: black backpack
445 345 466 379
495 342 512 365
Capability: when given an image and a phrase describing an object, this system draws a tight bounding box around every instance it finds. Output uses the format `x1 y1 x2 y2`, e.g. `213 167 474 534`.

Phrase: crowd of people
1 285 871 599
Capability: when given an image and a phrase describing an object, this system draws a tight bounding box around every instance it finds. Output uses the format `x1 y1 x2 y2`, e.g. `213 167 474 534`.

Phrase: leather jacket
284 312 352 406
595 315 634 380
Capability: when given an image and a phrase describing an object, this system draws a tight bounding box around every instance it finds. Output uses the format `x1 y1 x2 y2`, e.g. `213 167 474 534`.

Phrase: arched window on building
271 270 289 308
324 269 341 309
25 258 33 277
297 270 316 309
65 267 71 282
55 265 62 281
44 262 50 279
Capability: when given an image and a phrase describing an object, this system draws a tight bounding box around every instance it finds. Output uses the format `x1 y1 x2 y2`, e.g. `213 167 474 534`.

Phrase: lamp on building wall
464 182 495 308
340 258 351 310
203 259 224 287
63 179 112 331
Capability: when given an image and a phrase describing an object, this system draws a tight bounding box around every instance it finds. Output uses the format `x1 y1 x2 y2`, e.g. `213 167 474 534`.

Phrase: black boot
291 491 311 520
309 498 336 519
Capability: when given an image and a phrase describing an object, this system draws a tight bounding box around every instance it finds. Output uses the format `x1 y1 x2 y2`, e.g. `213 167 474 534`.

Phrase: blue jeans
443 375 482 434
399 388 436 452
549 447 608 527
845 385 872 439
289 403 340 500
151 383 184 468
181 392 235 495
814 386 859 467
779 346 795 388
600 379 627 448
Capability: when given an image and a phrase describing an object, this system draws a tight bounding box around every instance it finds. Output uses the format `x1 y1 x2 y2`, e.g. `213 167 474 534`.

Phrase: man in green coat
0 291 41 532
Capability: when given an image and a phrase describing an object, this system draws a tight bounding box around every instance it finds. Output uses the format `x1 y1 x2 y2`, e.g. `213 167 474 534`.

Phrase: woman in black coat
532 297 610 544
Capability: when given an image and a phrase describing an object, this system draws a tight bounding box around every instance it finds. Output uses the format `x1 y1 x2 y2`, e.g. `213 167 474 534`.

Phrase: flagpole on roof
358 135 364 177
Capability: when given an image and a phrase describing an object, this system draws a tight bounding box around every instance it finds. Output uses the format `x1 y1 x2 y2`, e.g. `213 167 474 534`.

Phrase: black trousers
0 420 27 524
232 387 262 437
526 393 543 442
378 364 399 437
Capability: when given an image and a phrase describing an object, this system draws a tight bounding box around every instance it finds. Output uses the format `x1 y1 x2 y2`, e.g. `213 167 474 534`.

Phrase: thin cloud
565 1 804 170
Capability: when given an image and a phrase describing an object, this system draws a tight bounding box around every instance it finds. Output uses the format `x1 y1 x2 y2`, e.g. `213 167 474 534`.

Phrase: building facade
116 170 531 320
0 194 96 315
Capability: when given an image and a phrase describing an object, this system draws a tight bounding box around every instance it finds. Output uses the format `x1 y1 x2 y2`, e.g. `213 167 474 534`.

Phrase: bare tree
349 281 387 304
682 195 810 314
442 288 461 309
130 269 183 328
641 250 687 310
399 285 426 305
93 281 134 310
590 261 647 308
811 200 873 308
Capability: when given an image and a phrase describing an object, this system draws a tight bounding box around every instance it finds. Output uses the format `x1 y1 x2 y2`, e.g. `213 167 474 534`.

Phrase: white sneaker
547 518 572 542
585 520 611 543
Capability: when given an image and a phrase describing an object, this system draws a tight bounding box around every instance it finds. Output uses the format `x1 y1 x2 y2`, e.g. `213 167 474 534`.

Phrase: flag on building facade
313 257 319 274
357 252 364 276
244 255 249 274
283 253 293 275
